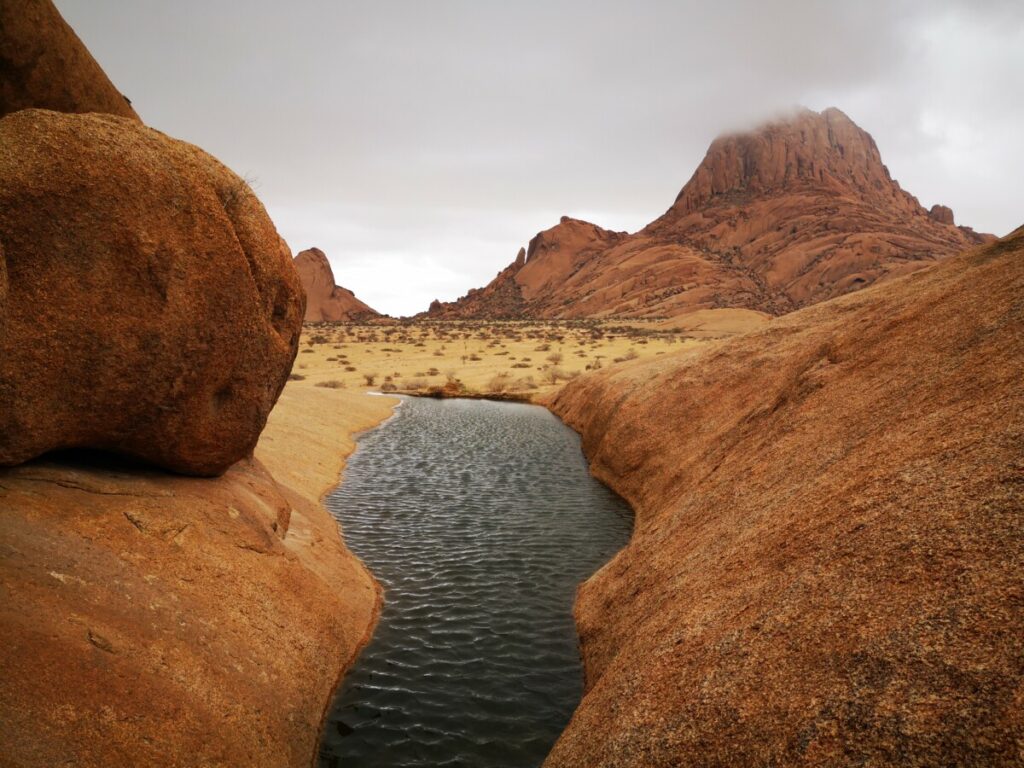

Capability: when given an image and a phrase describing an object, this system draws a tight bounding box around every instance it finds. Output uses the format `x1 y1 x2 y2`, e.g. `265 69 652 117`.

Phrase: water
318 396 633 768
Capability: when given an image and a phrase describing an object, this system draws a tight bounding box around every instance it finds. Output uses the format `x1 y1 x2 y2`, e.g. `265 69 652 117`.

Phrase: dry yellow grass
286 310 767 400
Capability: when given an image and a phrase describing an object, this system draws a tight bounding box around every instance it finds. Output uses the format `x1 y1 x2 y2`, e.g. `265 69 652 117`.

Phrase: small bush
487 372 513 393
288 373 306 381
315 380 346 389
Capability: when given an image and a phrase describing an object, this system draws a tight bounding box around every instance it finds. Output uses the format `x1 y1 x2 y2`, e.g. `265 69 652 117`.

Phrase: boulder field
0 386 397 767
0 109 304 476
544 228 1024 765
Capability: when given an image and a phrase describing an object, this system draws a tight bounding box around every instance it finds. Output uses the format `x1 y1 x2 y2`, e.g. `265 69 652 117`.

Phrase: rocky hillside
428 108 992 319
543 228 1024 765
294 247 380 322
0 0 140 120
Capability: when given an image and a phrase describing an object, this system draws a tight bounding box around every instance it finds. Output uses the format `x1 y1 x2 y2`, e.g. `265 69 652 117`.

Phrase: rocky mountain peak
672 107 914 214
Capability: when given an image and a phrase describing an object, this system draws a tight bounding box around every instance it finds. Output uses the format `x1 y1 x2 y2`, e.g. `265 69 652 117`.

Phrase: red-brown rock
0 0 141 120
294 247 379 322
929 203 955 225
0 109 304 476
544 229 1024 766
427 109 994 320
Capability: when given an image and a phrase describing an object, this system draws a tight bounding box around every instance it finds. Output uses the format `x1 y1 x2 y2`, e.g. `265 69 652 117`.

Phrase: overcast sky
58 0 1022 316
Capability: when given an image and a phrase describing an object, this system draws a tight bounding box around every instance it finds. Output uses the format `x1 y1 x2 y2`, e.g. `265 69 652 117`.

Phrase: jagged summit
293 248 379 322
425 108 992 320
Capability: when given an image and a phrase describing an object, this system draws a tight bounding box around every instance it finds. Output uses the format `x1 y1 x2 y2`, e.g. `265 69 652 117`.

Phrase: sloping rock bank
544 229 1023 765
0 388 396 767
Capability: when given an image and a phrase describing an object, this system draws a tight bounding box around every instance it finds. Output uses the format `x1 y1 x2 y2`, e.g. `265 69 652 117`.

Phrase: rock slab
544 229 1024 766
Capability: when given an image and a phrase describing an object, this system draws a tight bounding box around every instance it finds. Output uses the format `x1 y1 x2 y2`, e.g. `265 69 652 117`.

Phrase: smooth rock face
0 387 394 768
294 247 379 322
0 0 141 120
427 108 993 320
0 109 304 476
544 229 1024 766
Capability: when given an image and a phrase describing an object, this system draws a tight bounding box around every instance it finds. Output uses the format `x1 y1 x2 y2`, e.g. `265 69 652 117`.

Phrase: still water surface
319 397 633 768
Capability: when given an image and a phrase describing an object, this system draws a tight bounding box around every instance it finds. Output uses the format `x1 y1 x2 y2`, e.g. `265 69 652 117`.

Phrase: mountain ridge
425 108 992 320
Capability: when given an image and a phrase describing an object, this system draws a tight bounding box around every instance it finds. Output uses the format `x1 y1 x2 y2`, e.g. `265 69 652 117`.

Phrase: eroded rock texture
544 229 1024 766
0 109 304 476
0 0 141 119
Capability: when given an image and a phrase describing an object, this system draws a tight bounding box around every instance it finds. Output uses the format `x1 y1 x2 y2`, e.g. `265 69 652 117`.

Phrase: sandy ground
287 310 768 400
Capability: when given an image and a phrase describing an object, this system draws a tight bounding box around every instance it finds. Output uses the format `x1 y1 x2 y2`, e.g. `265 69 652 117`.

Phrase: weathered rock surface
544 229 1024 765
0 0 140 120
0 387 397 768
0 109 304 476
929 203 955 225
427 108 994 320
294 247 379 322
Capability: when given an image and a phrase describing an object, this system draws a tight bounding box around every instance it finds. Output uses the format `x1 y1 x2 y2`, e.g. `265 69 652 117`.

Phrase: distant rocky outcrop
427 108 993 320
294 247 379 322
544 229 1024 765
0 109 304 476
0 0 141 120
928 203 955 225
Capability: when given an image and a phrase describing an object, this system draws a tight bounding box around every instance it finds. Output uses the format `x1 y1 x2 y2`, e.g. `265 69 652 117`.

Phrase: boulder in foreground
0 109 304 476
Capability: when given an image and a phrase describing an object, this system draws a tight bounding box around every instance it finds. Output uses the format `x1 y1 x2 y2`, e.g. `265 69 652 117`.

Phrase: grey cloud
56 0 1023 315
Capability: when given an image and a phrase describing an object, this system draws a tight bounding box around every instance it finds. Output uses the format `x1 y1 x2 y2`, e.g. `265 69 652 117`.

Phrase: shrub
363 373 378 386
487 372 513 393
543 366 566 384
288 373 306 381
315 380 346 389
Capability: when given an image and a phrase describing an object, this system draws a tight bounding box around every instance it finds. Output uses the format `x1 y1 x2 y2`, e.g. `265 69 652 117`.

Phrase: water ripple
319 397 633 768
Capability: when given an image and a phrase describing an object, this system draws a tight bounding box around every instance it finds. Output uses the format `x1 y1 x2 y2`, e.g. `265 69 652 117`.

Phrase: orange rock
0 109 304 476
0 387 394 768
544 227 1024 766
427 109 993 320
929 203 955 225
294 247 379 322
0 0 140 120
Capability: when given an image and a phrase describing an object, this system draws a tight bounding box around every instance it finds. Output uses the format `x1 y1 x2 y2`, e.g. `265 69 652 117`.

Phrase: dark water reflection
319 396 633 768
